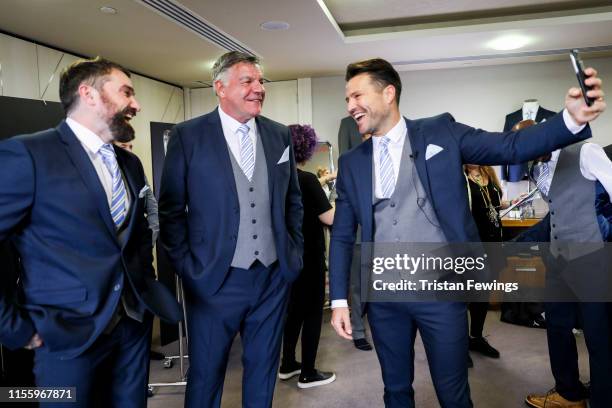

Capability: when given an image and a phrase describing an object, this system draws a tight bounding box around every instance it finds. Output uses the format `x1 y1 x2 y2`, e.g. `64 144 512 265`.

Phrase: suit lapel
56 121 117 239
535 108 548 123
356 140 373 237
405 118 434 201
206 109 239 202
255 117 279 200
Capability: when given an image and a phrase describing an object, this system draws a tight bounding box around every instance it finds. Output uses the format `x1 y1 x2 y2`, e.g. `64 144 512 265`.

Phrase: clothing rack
148 275 189 395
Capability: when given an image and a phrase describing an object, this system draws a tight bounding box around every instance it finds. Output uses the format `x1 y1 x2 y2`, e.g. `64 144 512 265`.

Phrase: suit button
552 224 556 228
254 251 259 255
393 220 398 226
114 284 121 292
253 235 258 239
251 203 255 208
548 199 552 203
554 236 558 240
249 187 254 192
551 211 555 215
390 202 396 208
252 219 257 224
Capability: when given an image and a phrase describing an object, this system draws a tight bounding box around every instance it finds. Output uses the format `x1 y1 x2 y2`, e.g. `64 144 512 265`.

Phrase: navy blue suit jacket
0 121 182 357
158 109 303 297
329 112 591 302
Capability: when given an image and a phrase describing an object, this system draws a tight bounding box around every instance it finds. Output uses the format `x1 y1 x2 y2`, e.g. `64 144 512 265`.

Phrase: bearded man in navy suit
0 57 182 407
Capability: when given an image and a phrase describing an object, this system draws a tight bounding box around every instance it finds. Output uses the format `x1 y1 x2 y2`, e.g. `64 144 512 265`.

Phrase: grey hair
212 51 261 86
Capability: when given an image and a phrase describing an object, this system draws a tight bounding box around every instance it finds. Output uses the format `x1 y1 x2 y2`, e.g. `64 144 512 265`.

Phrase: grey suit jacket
338 116 362 155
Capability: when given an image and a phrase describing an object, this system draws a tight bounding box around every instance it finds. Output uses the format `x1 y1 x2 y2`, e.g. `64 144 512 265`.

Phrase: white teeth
354 113 365 120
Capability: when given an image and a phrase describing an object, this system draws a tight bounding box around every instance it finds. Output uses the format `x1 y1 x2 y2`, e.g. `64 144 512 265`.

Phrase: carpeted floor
147 310 589 407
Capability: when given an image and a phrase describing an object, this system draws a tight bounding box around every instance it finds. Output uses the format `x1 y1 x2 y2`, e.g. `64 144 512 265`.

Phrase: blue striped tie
535 161 550 196
379 136 396 198
238 124 255 181
99 144 128 228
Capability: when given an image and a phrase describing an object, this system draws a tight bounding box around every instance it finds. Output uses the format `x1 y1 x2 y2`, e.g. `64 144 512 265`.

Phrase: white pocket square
425 144 444 160
277 146 290 164
138 185 150 198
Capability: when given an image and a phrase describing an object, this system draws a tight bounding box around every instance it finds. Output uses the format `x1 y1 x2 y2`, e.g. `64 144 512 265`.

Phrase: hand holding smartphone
569 49 595 106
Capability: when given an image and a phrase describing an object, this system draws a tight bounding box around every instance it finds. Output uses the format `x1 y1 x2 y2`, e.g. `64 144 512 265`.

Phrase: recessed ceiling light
100 6 117 15
488 35 530 51
260 21 290 31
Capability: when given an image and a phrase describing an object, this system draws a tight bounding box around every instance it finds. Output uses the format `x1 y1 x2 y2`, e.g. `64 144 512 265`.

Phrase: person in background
522 141 612 408
279 124 336 388
114 140 160 243
464 165 507 364
316 166 336 199
114 139 165 365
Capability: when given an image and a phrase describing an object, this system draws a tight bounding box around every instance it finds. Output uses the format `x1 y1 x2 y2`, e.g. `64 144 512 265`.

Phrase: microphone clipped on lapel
425 144 444 160
138 185 150 198
277 146 290 164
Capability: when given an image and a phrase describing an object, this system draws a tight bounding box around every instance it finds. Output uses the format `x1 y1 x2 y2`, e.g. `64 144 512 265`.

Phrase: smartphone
570 49 594 106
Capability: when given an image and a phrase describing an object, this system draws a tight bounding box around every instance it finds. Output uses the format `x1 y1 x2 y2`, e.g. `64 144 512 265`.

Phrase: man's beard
109 106 137 143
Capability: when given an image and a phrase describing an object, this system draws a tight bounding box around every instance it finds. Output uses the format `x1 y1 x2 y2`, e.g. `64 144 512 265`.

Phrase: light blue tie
238 124 254 181
379 136 396 198
99 144 128 228
535 161 550 196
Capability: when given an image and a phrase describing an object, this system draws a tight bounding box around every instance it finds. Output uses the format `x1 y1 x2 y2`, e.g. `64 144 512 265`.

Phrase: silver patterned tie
379 136 396 198
535 161 551 196
238 124 254 181
99 144 128 228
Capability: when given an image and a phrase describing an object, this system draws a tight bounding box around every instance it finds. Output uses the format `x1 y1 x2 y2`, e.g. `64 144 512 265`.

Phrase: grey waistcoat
373 135 446 243
545 142 603 260
228 134 277 268
106 180 144 331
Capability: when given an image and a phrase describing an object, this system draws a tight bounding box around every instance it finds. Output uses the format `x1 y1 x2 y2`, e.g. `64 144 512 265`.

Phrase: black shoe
297 370 336 389
354 338 373 351
469 337 500 358
467 354 473 368
278 361 301 380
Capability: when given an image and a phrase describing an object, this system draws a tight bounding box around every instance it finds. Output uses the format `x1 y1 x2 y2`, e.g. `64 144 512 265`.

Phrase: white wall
312 57 612 164
0 32 185 183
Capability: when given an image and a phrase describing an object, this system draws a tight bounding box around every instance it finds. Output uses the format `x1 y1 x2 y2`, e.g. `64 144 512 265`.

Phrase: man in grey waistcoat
523 141 612 408
159 51 303 408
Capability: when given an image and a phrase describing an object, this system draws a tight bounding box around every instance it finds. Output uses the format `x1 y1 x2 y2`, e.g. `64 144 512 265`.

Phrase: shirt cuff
331 299 349 309
562 109 586 134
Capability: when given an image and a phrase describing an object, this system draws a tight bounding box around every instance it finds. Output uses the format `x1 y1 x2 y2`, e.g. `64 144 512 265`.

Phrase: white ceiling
0 0 611 87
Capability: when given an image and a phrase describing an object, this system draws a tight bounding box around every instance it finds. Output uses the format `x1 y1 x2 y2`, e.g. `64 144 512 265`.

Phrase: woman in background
278 125 336 388
465 164 507 363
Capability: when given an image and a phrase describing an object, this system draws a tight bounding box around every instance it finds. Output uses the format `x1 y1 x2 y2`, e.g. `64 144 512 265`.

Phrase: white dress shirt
66 118 130 211
218 105 258 165
535 142 612 197
522 103 539 121
372 118 407 199
332 109 589 310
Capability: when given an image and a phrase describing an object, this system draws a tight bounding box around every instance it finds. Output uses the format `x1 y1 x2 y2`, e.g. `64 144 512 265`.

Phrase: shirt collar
550 149 561 163
218 105 256 136
66 117 106 155
373 117 406 146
